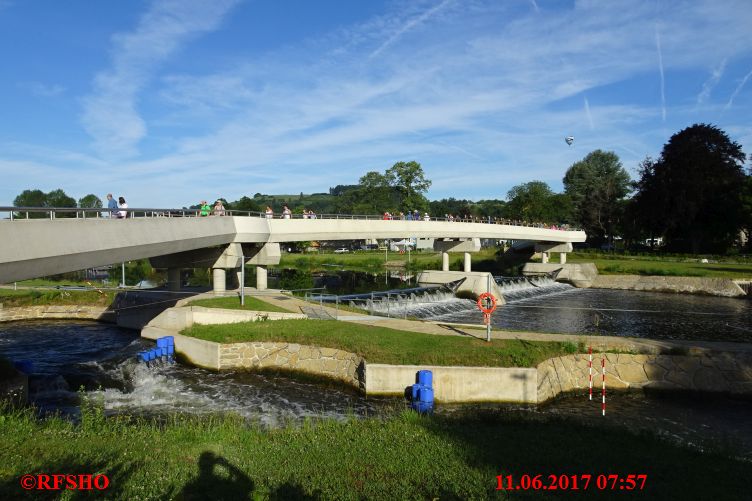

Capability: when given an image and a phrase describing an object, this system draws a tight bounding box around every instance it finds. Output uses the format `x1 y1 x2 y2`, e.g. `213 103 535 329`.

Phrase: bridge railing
0 206 581 231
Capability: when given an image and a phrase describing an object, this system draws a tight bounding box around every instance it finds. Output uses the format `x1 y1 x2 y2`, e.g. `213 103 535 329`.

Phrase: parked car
333 248 349 254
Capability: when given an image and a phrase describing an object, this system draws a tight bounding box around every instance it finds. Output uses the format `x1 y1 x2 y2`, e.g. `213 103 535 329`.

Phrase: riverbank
1 403 748 499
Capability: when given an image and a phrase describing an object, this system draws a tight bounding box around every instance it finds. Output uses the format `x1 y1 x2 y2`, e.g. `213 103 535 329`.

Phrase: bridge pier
535 242 572 266
212 268 226 294
256 265 268 290
434 238 481 273
167 268 181 292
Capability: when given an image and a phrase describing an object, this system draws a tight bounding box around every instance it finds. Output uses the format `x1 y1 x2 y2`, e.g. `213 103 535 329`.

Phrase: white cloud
81 0 240 159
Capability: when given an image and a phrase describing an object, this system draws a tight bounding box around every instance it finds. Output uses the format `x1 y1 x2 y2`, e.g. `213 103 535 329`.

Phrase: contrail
583 96 594 130
697 58 727 105
724 67 752 111
370 0 452 58
529 0 540 13
655 27 666 121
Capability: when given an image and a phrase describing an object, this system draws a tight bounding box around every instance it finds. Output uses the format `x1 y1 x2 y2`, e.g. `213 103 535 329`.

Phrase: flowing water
336 277 752 342
0 321 392 426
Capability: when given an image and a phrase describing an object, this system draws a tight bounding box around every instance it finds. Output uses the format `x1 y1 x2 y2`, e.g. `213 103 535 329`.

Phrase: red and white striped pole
601 357 606 416
588 346 593 401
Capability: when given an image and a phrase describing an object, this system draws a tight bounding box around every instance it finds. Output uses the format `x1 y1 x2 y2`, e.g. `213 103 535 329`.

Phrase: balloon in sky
565 136 575 146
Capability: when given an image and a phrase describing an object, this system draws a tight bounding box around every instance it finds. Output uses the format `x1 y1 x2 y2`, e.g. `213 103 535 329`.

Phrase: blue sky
1 0 751 209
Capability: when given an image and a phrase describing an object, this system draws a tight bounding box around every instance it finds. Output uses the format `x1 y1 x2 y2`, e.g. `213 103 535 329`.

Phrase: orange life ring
476 292 497 314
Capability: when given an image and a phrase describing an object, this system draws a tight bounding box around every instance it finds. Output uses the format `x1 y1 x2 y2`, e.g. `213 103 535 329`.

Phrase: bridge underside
0 217 585 284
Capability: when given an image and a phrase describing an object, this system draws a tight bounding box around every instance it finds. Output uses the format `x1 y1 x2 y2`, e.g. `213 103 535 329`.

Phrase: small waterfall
497 276 573 302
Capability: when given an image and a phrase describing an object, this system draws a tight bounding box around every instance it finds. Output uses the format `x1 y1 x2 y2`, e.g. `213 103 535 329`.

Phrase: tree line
12 123 751 253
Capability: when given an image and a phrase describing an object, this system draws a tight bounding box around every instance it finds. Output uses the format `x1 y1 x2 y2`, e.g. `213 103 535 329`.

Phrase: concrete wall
590 275 747 297
220 342 364 388
522 263 598 287
417 270 506 303
537 352 752 402
142 305 305 334
365 364 537 403
0 305 114 323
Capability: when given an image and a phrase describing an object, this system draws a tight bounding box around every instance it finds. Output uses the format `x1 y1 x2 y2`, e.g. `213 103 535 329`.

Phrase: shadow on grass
411 410 750 499
176 451 321 501
0 454 137 500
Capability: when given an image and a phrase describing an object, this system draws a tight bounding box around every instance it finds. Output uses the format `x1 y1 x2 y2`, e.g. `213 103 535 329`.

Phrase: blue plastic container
138 352 149 363
418 370 433 387
411 383 421 401
164 336 174 346
159 346 167 357
156 338 167 348
419 387 434 404
167 345 174 355
148 350 157 361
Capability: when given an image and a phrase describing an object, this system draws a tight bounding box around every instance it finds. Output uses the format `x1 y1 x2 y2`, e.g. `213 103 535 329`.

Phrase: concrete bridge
0 207 585 291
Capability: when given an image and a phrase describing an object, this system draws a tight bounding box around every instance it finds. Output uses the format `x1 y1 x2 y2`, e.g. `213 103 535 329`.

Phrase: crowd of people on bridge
108 196 573 230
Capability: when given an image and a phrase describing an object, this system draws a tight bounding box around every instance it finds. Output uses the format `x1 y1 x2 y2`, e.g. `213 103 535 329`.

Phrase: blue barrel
167 345 174 355
164 336 174 346
156 338 167 348
160 346 168 357
148 350 157 361
138 352 149 363
418 370 433 387
419 387 434 404
13 361 34 374
411 383 421 401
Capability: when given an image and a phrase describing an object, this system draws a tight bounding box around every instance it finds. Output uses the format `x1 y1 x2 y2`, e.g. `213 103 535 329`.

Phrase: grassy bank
187 296 293 313
0 403 747 499
568 252 752 278
183 319 578 367
0 289 116 307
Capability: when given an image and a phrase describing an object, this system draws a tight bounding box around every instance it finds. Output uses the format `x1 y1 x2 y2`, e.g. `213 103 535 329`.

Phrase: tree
563 150 631 244
503 181 571 223
385 161 432 211
631 124 747 253
13 189 47 208
78 194 103 209
45 189 77 208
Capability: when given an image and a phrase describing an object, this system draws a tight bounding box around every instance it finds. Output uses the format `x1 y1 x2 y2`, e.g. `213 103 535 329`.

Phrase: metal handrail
0 206 582 231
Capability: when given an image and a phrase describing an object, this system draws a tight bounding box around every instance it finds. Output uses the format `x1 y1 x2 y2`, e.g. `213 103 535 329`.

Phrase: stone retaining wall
0 305 114 323
590 275 747 297
537 352 752 402
220 342 364 388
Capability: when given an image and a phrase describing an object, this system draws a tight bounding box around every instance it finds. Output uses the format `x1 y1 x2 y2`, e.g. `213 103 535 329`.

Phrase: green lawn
188 296 294 313
0 289 116 307
0 404 747 499
568 253 752 278
183 319 579 367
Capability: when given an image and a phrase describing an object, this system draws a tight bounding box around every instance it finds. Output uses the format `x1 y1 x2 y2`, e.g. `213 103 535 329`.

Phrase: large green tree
563 150 631 244
631 124 747 253
13 188 77 218
385 160 431 212
78 194 103 209
504 181 572 223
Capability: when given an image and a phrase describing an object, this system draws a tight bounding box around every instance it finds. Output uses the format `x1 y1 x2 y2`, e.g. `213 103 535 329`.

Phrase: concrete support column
442 252 449 272
560 252 567 264
212 268 226 294
463 252 472 272
167 268 181 292
256 265 268 290
541 252 549 264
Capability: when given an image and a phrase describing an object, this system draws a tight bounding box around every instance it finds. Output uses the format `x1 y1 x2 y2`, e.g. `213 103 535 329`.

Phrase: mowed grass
568 253 752 278
188 296 294 313
183 319 578 367
0 403 748 500
0 289 116 307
